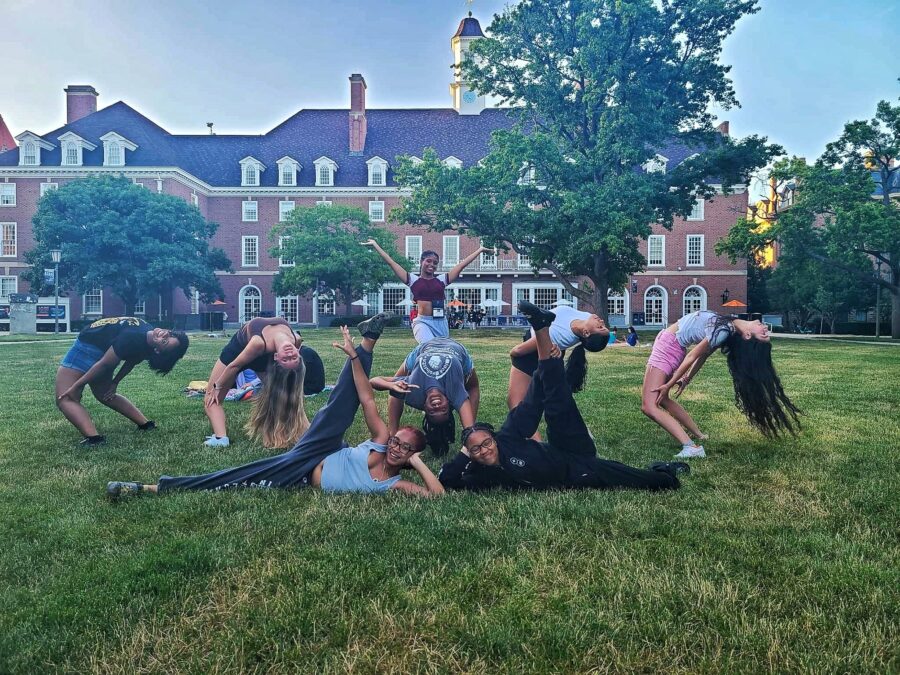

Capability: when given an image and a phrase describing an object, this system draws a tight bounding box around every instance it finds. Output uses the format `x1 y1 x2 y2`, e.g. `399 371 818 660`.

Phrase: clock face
463 91 477 104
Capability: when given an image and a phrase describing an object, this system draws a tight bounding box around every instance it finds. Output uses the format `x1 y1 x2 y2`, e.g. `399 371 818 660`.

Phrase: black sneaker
106 481 143 502
79 435 106 447
358 312 391 339
137 420 156 431
517 300 556 330
649 461 691 476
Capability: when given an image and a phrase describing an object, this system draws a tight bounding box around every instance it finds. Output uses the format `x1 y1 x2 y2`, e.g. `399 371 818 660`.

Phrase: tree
394 0 778 318
271 205 406 315
718 99 900 337
24 176 231 314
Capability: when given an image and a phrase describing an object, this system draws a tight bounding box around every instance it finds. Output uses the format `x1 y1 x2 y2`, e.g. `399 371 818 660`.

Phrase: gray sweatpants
158 346 373 492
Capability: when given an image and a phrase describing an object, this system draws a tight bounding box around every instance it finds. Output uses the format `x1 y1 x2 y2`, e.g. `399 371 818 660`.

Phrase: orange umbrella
448 299 466 307
722 299 747 307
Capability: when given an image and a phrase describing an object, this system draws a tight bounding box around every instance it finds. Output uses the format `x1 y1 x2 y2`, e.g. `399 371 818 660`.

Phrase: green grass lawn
1 329 897 673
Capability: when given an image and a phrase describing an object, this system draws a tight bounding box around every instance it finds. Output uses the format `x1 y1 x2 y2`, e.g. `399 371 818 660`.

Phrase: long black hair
422 413 455 456
713 316 802 437
146 331 189 375
565 333 608 393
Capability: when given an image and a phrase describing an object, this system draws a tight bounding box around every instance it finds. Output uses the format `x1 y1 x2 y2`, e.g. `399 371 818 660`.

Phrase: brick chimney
65 85 99 124
349 74 367 155
716 120 730 136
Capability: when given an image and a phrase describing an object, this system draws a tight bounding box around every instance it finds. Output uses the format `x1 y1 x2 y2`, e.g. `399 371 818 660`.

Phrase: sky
2 0 898 161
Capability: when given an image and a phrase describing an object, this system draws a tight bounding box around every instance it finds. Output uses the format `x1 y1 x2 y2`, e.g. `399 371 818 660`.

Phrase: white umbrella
351 299 368 307
480 298 510 307
395 298 415 308
552 299 574 307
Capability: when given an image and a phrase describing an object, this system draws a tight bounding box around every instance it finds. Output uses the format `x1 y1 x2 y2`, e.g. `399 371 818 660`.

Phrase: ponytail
422 413 456 456
565 344 588 393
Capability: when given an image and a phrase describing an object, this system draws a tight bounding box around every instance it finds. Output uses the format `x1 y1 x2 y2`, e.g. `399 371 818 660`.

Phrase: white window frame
278 236 295 267
82 288 103 316
643 154 668 174
15 132 54 166
239 285 263 323
512 283 576 311
58 132 96 167
0 275 18 299
682 285 707 316
279 200 295 222
314 157 337 187
448 283 504 317
647 234 665 267
242 236 259 267
0 184 15 207
479 241 497 270
443 156 463 169
190 288 200 314
276 157 299 187
607 289 628 320
517 252 531 270
686 234 705 267
316 200 332 207
378 283 411 315
21 142 37 166
366 157 389 187
242 200 258 222
405 235 422 264
687 198 705 221
643 286 667 326
100 132 136 167
40 182 58 197
240 157 265 187
442 235 460 267
1 223 16 257
190 193 199 208
369 200 385 222
133 298 145 315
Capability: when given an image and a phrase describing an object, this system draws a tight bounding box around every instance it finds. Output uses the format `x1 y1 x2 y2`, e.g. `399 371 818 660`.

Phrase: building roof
0 114 16 153
454 14 486 38
872 168 900 197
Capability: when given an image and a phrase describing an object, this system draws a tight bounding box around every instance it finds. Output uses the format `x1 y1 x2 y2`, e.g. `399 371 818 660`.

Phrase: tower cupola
450 12 486 115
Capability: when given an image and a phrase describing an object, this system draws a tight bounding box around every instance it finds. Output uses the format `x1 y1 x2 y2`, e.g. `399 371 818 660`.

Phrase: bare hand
360 238 378 248
204 385 220 409
650 382 673 406
550 342 562 359
332 325 356 357
57 386 76 401
387 380 419 395
672 378 689 399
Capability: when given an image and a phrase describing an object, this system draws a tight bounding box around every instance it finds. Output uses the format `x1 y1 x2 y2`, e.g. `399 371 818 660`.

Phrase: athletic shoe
204 435 230 448
358 312 390 340
106 481 143 502
675 444 706 459
79 435 106 447
517 300 555 330
649 461 691 476
137 420 156 431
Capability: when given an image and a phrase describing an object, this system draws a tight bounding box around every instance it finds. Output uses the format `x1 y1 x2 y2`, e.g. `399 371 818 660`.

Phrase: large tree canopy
25 175 231 314
272 205 406 315
395 0 778 317
718 99 900 336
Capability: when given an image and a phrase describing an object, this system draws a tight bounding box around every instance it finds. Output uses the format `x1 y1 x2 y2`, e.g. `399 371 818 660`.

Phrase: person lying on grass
438 302 688 493
107 316 445 501
641 310 801 459
56 316 188 446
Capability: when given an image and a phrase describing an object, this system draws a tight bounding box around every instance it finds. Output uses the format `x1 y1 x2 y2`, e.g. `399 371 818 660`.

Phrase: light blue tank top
319 440 401 494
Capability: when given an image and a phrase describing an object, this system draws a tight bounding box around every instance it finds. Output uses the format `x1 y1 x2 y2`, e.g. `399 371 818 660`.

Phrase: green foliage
24 176 231 312
395 0 778 315
271 205 407 314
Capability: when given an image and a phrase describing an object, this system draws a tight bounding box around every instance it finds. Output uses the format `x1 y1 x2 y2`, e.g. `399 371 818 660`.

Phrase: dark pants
159 346 373 493
499 358 678 491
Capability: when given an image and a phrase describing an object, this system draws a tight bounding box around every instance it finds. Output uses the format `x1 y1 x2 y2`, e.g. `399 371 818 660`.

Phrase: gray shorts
412 315 449 343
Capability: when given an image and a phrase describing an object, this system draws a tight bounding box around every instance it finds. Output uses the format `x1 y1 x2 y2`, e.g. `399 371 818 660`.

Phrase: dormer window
276 157 300 187
100 132 137 167
517 163 537 185
366 156 389 187
57 132 96 167
643 154 669 174
15 132 54 167
444 156 463 169
239 157 265 187
314 156 338 187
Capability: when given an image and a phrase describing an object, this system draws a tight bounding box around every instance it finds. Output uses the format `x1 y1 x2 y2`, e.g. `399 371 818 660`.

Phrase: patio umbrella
722 299 748 308
395 299 415 308
552 299 574 307
480 299 503 307
448 299 466 307
351 299 368 307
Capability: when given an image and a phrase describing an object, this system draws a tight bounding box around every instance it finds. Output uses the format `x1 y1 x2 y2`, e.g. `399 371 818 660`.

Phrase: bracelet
349 355 359 361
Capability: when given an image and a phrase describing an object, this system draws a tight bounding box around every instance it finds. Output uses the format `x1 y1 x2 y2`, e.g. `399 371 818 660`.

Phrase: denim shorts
60 339 106 373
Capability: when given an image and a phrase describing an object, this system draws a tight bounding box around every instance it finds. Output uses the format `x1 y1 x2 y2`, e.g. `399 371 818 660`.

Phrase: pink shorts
647 330 686 378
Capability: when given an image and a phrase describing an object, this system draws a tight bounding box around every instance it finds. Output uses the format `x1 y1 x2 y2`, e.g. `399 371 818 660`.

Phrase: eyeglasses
388 436 416 454
467 435 496 456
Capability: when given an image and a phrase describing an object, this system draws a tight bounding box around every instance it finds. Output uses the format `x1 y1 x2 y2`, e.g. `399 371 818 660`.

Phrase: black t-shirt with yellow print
78 317 152 362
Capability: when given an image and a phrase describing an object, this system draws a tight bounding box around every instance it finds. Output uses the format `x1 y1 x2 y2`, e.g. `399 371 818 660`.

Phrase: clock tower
450 12 486 115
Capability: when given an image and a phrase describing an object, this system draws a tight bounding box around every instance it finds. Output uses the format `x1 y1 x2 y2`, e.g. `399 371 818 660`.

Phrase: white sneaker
204 435 230 448
675 444 706 459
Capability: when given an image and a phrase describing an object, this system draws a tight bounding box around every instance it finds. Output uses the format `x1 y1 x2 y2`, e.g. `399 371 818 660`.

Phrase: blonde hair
245 359 310 449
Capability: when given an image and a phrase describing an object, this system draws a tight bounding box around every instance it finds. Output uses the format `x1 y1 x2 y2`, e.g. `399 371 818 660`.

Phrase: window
643 154 668 174
0 184 15 207
514 284 574 311
644 287 665 325
687 234 705 266
443 235 460 267
242 236 259 267
190 193 199 208
100 132 135 166
370 164 384 186
107 142 121 166
0 276 17 299
367 157 388 187
517 164 536 185
239 286 262 323
317 291 335 316
83 288 103 315
279 236 294 267
647 235 665 266
133 299 145 315
64 142 79 166
277 296 299 323
517 252 531 269
40 183 58 196
279 200 295 222
22 143 36 166
450 284 502 317
1 223 15 256
480 242 497 270
243 165 258 186
382 285 409 315
318 165 331 186
444 156 463 169
316 200 332 207
369 200 385 222
405 235 422 263
687 198 705 221
277 158 299 187
314 157 337 187
683 286 705 316
608 290 626 318
242 200 258 222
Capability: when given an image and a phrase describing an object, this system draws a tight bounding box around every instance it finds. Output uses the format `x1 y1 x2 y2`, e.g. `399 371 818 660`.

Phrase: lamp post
875 261 882 339
50 249 61 334
721 288 730 305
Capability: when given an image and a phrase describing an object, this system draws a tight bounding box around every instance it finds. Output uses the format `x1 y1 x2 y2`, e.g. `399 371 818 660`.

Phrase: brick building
0 14 747 330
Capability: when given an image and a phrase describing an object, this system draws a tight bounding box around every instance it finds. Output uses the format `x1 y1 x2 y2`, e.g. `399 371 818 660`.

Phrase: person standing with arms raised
361 239 489 343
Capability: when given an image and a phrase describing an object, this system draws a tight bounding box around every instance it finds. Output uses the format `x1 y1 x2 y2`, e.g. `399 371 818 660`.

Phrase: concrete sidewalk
775 334 900 346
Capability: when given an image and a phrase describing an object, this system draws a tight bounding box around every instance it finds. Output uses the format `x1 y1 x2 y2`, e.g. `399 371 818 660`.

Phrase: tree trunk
344 286 353 317
590 250 610 322
892 289 900 339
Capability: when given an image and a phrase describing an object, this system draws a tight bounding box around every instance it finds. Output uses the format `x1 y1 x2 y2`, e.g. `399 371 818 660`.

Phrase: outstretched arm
205 337 266 409
464 368 480 419
447 246 489 284
391 455 445 497
653 339 712 401
333 326 388 444
361 239 408 283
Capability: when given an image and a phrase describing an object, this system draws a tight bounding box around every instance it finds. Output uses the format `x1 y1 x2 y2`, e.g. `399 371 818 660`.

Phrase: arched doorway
683 285 707 316
238 285 262 323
